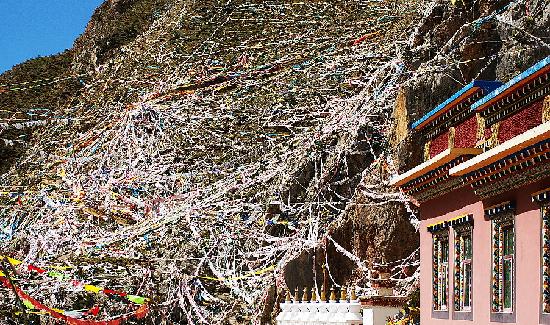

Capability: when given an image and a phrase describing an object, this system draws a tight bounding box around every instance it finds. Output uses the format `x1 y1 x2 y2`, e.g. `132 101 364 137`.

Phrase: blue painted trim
411 80 503 130
471 56 550 112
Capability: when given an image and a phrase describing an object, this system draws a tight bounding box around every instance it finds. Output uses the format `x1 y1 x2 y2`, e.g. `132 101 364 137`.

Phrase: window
489 206 515 313
533 188 550 319
454 225 473 312
502 225 514 311
433 232 449 311
541 204 550 313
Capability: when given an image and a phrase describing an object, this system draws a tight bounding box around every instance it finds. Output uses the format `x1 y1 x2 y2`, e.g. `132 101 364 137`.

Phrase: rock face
73 0 171 67
0 0 548 324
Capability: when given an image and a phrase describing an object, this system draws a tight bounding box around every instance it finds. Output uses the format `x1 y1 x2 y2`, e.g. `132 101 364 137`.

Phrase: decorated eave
390 147 482 188
533 187 550 204
484 201 515 218
390 148 481 203
449 122 550 196
427 214 472 233
471 56 550 125
411 80 502 131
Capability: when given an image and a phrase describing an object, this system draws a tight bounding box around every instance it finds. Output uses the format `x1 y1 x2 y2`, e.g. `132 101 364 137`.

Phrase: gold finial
285 289 291 302
329 287 336 302
320 285 327 302
340 286 347 301
351 286 357 301
294 287 300 303
311 287 317 302
302 287 309 303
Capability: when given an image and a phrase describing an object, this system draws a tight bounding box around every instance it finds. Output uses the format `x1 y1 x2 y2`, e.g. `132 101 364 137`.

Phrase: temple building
391 56 550 324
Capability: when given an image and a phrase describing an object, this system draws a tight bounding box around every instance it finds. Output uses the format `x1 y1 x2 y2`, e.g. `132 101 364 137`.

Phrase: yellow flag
7 257 22 266
49 265 72 271
84 284 103 293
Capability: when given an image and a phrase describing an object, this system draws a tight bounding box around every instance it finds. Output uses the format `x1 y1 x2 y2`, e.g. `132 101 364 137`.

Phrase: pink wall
418 179 550 324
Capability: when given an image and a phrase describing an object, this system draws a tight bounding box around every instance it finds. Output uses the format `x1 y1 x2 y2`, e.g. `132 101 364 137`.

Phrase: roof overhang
449 122 550 176
390 147 483 187
411 80 503 130
471 56 550 112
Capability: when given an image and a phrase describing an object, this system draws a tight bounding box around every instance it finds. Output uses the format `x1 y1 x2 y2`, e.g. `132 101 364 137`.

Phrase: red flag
89 305 100 316
103 289 127 297
28 264 46 274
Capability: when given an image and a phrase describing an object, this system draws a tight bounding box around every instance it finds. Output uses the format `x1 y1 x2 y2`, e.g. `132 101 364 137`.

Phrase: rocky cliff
0 0 548 324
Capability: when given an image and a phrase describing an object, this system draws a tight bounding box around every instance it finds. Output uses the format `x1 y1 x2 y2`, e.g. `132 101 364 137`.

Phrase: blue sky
0 0 104 74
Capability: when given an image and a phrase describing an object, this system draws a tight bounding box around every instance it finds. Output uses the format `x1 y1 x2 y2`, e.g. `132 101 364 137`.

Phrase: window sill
490 311 515 323
453 310 473 321
540 312 550 324
432 310 449 319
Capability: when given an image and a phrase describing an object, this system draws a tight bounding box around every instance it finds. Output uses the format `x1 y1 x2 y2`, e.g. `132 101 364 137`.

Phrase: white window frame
502 249 514 313
461 255 473 311
439 262 449 311
433 234 449 311
491 215 515 314
454 225 473 313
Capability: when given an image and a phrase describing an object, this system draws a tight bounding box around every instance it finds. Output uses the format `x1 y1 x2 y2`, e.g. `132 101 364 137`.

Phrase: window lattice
433 232 449 311
542 204 550 313
491 212 514 312
454 224 472 312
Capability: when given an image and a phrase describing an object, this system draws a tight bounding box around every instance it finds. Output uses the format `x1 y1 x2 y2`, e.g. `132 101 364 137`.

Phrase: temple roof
471 56 550 112
393 58 550 200
411 80 503 130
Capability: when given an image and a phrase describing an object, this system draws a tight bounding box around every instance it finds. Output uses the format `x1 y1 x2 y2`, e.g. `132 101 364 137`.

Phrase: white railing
276 300 363 325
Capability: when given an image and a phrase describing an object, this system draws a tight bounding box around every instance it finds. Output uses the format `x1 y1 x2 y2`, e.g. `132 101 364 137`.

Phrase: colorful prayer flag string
0 275 149 324
0 255 149 304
